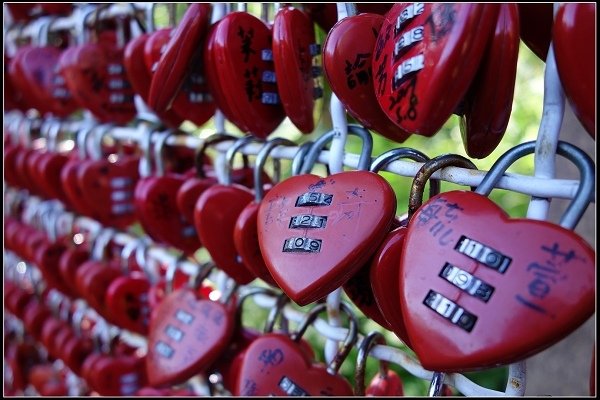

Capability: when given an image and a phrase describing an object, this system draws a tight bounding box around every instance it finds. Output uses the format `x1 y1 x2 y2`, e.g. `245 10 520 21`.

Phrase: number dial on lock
372 3 499 136
399 191 596 371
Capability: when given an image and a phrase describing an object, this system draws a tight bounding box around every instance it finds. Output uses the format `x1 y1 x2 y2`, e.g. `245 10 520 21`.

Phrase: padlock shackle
291 140 314 177
194 133 240 178
291 301 358 374
300 124 373 174
475 141 595 229
264 292 291 333
223 135 264 185
254 138 296 202
408 154 477 220
371 147 440 201
235 287 280 328
354 331 388 396
153 131 172 177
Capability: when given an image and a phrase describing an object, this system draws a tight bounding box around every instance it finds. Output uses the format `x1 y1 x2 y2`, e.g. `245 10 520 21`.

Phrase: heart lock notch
354 331 404 396
234 137 300 287
458 4 520 159
204 10 286 138
400 141 596 372
195 135 265 285
58 7 136 124
372 3 500 137
146 260 237 387
344 147 442 337
323 12 411 143
553 3 596 138
133 131 201 255
235 301 357 396
258 125 397 305
76 124 140 230
272 5 324 134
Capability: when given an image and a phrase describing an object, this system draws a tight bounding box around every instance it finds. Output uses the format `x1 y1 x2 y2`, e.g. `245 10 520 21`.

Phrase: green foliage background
156 3 547 395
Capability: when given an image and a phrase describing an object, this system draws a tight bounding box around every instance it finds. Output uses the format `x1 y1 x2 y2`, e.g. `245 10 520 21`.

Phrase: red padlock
372 3 499 136
258 126 396 305
399 141 596 371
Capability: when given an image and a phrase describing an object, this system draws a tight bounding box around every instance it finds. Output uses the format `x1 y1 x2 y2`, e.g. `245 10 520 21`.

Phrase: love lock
258 125 396 305
76 124 140 229
553 3 596 138
133 131 200 255
235 301 357 396
148 3 213 117
204 10 286 137
272 5 324 134
354 331 404 396
58 7 136 124
323 12 411 143
234 137 299 287
400 141 596 371
344 147 441 335
372 3 499 136
459 4 520 159
371 150 463 347
195 135 265 285
104 239 153 335
146 260 237 387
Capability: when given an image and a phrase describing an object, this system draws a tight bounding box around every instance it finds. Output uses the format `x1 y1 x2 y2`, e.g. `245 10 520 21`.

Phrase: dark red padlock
90 354 147 396
205 11 286 137
272 6 323 134
235 302 356 396
148 3 212 113
400 141 596 372
195 136 262 285
58 247 92 298
372 3 499 136
258 126 396 305
105 272 152 335
234 138 296 287
146 283 236 387
59 27 136 124
144 27 215 127
517 3 553 61
459 4 520 159
133 131 201 255
122 32 184 128
553 3 596 138
323 12 411 143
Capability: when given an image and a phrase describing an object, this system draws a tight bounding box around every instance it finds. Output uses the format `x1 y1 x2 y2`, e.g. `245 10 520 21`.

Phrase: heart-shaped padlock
272 6 323 134
258 126 396 305
175 134 234 223
122 32 184 128
553 3 596 138
195 136 263 285
77 125 140 229
58 246 92 298
459 4 520 159
90 354 147 396
234 138 298 287
205 11 286 137
8 46 53 114
148 3 212 113
58 21 136 124
146 266 236 387
235 302 356 396
367 148 447 345
517 3 553 61
323 13 411 143
104 240 152 335
400 141 596 371
372 3 499 136
354 331 404 396
134 131 201 254
144 26 216 127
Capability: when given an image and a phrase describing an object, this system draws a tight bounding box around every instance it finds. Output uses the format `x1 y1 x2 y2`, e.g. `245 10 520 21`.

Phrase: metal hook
223 135 264 185
253 138 296 202
354 331 387 396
